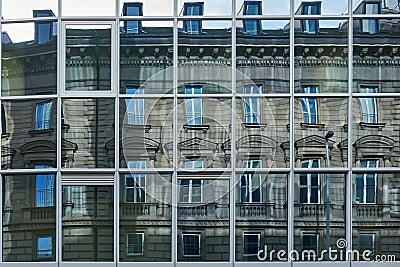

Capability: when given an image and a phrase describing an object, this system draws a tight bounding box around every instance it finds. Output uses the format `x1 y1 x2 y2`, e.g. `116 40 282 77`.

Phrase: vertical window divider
230 0 237 263
172 0 178 264
288 0 295 261
347 0 355 259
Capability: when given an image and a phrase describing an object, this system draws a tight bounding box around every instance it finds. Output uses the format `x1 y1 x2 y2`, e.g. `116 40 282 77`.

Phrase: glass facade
1 0 400 265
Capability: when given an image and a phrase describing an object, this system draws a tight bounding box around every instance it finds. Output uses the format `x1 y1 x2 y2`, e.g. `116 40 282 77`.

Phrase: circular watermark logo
122 64 277 206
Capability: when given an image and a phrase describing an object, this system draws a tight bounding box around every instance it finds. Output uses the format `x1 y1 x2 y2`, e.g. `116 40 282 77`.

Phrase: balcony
22 206 56 222
236 203 275 218
296 203 326 217
178 203 229 220
120 203 170 219
353 204 386 219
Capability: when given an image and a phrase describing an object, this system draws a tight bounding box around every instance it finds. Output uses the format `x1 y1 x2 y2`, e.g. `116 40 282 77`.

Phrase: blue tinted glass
127 6 140 16
246 4 259 15
38 24 51 44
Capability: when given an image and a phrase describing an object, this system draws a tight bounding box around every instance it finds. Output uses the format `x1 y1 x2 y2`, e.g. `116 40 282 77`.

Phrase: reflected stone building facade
1 0 400 266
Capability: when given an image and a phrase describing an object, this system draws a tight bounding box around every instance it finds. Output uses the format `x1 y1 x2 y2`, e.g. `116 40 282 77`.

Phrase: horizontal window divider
352 167 400 173
293 168 349 173
177 94 233 98
235 94 291 98
0 95 58 101
58 16 118 21
0 169 58 175
119 16 175 21
177 16 233 20
118 94 174 99
1 17 58 24
352 93 400 97
293 93 350 98
235 168 290 174
60 168 116 174
61 92 117 98
177 168 232 174
352 14 400 19
177 174 230 180
293 15 350 19
236 15 292 20
119 168 174 174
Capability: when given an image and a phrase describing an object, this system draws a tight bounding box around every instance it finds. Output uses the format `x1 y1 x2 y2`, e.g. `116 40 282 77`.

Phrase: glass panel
62 99 115 168
235 97 289 168
178 179 229 261
3 174 56 262
235 174 287 261
120 21 173 94
178 0 232 16
120 0 173 16
295 19 348 93
294 0 348 15
176 98 231 169
119 173 171 261
2 99 57 169
120 97 173 168
178 20 232 94
353 19 400 93
62 185 114 261
237 20 290 94
294 173 346 261
2 22 57 96
65 25 111 91
352 173 400 261
236 0 289 15
352 97 400 167
294 98 348 168
2 0 58 19
62 0 114 16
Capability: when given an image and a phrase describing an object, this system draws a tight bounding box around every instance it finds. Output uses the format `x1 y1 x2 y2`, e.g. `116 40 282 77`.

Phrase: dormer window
183 2 204 35
301 1 321 34
243 1 262 35
122 2 143 34
33 10 56 44
362 1 381 34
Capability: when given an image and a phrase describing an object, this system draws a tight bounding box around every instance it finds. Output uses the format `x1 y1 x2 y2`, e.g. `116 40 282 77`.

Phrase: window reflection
3 174 56 262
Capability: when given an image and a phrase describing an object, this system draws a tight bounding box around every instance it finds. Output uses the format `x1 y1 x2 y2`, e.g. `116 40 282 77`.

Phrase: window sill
183 124 210 133
300 122 325 130
242 123 267 130
28 128 54 137
122 124 152 133
359 122 386 131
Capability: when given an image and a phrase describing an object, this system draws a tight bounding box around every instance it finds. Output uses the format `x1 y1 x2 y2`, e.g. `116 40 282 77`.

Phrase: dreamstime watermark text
257 239 398 262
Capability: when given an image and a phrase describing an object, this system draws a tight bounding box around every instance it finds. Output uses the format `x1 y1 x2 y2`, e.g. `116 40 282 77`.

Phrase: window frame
179 179 203 203
241 160 262 203
300 2 321 34
61 21 117 96
242 85 262 124
184 86 203 126
36 235 53 261
126 232 145 256
35 101 53 130
182 2 204 35
361 1 381 34
182 233 201 257
125 160 146 203
299 86 318 124
359 86 378 123
243 233 261 257
358 233 375 257
356 160 378 204
302 233 320 260
299 159 321 204
125 87 145 125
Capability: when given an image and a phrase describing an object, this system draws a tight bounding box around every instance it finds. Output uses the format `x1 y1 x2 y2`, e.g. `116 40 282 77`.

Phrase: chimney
122 2 143 34
33 10 56 44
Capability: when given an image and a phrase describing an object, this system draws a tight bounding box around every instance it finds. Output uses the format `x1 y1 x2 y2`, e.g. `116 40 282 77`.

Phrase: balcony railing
120 203 170 218
353 204 383 218
22 206 56 222
178 203 229 220
236 203 275 218
296 203 326 217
